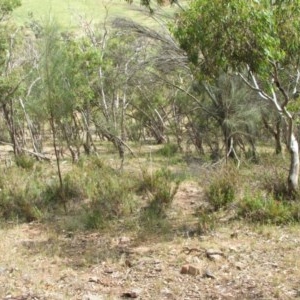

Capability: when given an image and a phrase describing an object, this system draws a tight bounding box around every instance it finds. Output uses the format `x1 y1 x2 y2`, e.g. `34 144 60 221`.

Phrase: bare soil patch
1 182 300 299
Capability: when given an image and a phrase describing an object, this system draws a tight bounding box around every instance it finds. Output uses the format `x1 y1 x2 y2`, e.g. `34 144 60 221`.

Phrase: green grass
13 0 174 28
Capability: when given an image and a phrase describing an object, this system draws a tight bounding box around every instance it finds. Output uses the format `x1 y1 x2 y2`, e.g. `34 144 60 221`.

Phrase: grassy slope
13 0 171 28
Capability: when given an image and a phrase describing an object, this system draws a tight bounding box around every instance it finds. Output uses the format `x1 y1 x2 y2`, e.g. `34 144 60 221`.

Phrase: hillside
12 0 172 28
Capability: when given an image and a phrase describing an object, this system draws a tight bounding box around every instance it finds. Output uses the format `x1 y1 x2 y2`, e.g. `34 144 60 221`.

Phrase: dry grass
0 143 300 299
1 220 300 299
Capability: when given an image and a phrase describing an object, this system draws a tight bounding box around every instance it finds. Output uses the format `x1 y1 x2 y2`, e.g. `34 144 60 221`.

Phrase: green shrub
15 154 35 170
157 143 178 157
206 167 237 211
138 168 180 216
197 209 217 234
0 180 43 222
238 193 293 224
262 168 289 199
83 167 137 229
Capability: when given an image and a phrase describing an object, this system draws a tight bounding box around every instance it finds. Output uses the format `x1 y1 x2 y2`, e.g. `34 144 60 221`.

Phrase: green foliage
206 167 237 211
157 143 178 157
0 0 21 17
138 168 180 216
83 172 137 229
15 154 35 170
171 0 300 78
238 193 293 225
197 209 217 234
262 167 289 200
0 169 44 222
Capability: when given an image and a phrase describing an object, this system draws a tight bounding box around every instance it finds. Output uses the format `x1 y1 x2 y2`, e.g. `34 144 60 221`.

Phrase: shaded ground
1 181 300 300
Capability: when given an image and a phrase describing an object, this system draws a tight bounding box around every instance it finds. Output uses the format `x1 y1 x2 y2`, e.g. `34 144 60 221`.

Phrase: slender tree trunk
50 112 66 212
288 132 299 194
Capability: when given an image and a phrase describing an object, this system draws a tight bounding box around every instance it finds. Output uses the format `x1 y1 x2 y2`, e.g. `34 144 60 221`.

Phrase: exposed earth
1 181 300 300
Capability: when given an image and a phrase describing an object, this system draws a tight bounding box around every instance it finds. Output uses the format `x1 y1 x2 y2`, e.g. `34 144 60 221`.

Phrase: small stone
206 249 224 261
121 291 138 298
206 249 224 257
203 269 216 279
88 277 100 283
235 262 244 270
125 259 132 268
160 287 175 299
104 269 114 274
180 264 200 276
180 265 189 274
188 265 200 276
119 236 131 244
208 254 222 262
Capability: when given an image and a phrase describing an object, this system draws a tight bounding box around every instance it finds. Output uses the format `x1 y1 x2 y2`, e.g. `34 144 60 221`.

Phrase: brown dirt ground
1 180 300 300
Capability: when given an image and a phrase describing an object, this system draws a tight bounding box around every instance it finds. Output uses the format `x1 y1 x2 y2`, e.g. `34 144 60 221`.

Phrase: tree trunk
288 132 299 194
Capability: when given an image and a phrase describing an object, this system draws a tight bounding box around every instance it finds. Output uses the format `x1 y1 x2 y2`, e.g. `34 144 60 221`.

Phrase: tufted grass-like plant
206 165 238 211
238 192 294 225
138 168 180 216
15 154 35 170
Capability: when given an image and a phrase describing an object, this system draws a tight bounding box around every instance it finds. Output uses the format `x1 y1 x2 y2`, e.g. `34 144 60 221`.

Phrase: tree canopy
171 0 300 78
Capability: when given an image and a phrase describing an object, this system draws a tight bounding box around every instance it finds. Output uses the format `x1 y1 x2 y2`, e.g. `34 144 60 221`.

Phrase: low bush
206 166 238 211
138 168 180 216
82 166 138 229
238 192 293 224
157 143 178 157
15 154 35 170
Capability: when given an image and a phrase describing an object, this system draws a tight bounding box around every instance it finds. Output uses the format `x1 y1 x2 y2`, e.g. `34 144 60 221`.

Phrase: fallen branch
0 141 51 161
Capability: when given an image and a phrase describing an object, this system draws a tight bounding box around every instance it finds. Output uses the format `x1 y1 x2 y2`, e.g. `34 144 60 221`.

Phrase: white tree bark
239 67 300 193
288 132 299 192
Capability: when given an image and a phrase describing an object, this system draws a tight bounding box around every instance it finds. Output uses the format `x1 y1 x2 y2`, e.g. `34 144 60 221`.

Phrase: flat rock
180 264 201 276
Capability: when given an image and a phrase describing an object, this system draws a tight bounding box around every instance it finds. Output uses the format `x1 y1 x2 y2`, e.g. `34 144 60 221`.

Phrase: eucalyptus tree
171 0 300 193
30 19 76 209
0 0 25 155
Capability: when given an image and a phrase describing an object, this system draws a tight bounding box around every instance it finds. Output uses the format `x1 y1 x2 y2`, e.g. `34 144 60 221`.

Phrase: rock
125 259 132 268
180 264 200 276
188 265 201 276
206 249 224 261
160 287 175 299
203 269 216 279
208 254 222 262
206 249 224 257
119 236 131 244
235 262 245 270
180 264 189 274
121 291 138 298
88 277 100 283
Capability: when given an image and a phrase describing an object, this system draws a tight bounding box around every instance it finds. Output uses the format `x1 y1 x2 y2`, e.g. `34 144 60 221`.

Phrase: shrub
206 166 237 211
83 167 137 229
138 168 180 216
262 168 289 199
197 208 217 234
15 154 35 170
157 143 178 157
0 179 43 222
238 193 293 224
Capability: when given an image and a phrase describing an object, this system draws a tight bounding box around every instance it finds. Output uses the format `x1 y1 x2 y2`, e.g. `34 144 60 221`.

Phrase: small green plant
83 167 137 229
206 168 236 211
15 154 35 170
138 168 180 216
197 208 217 234
238 193 293 224
0 179 43 222
157 143 178 157
262 168 289 199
